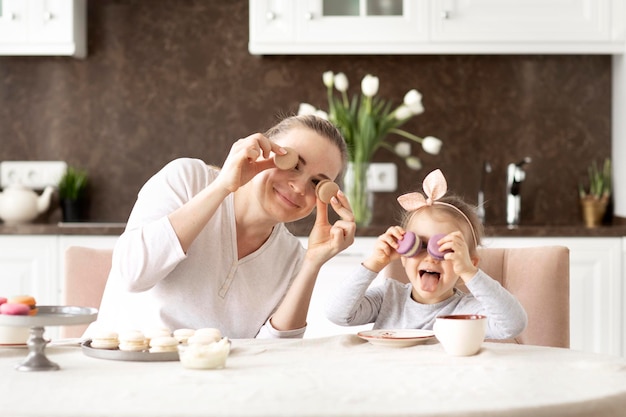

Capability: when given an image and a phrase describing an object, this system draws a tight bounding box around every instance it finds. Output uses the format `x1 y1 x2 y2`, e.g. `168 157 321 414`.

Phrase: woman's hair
265 115 348 171
400 195 484 253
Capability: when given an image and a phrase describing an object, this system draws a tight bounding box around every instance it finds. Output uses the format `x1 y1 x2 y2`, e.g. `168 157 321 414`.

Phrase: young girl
326 169 527 339
90 115 356 338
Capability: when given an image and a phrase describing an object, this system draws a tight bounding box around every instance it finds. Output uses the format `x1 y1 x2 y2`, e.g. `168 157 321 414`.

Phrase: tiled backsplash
0 0 612 234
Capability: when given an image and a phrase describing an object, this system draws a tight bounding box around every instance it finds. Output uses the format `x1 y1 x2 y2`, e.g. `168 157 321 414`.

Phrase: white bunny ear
397 169 448 211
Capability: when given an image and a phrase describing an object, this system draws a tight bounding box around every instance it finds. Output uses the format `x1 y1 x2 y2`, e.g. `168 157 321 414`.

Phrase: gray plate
0 306 97 327
81 340 179 362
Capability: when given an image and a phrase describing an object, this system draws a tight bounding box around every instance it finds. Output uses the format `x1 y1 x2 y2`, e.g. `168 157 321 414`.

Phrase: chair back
60 246 113 338
382 245 570 348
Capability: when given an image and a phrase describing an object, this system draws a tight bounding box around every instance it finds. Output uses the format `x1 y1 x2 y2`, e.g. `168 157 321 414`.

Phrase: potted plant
579 158 611 228
58 166 89 222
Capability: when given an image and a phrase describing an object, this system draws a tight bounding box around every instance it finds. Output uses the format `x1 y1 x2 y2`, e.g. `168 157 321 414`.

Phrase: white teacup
0 326 30 345
433 314 487 356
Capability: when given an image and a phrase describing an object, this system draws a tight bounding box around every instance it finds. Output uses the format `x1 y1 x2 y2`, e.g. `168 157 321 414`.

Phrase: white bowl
0 325 30 344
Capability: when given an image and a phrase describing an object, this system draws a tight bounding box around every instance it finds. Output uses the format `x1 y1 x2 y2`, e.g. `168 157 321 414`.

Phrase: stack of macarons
0 295 38 316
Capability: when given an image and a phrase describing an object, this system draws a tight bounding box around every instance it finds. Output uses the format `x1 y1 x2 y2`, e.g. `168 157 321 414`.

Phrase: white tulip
421 136 443 155
334 73 349 92
298 103 318 116
323 71 334 88
394 105 413 121
405 156 422 171
314 110 329 120
394 142 411 157
361 74 379 97
404 89 424 115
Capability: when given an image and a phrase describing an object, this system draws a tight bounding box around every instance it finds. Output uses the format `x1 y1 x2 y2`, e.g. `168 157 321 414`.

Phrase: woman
90 115 355 338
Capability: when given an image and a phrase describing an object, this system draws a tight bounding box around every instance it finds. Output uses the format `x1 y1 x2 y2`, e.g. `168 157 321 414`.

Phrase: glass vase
343 162 374 227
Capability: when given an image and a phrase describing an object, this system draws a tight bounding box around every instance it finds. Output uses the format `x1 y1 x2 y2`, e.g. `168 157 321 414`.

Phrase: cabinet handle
266 11 275 21
43 11 53 22
440 10 450 19
304 12 314 20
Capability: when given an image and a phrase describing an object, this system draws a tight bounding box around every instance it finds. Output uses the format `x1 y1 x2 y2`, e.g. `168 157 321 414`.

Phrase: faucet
477 161 491 224
506 157 532 228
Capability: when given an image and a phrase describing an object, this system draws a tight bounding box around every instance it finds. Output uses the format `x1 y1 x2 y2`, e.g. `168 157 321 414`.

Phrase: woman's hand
362 226 404 273
305 190 356 266
215 133 286 193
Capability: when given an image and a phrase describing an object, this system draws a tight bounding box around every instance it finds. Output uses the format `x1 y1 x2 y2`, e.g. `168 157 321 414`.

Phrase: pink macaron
396 231 423 258
427 233 452 260
0 302 31 316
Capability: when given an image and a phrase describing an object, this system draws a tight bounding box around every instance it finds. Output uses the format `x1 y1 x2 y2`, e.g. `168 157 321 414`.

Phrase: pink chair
382 246 570 348
60 246 113 338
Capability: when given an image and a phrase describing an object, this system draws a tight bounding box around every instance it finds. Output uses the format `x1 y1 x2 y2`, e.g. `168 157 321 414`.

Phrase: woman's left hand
306 190 356 265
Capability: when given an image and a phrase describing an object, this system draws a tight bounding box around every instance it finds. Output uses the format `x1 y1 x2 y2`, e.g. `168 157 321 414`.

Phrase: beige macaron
118 330 148 352
273 147 299 170
316 179 339 204
90 330 119 350
149 336 179 353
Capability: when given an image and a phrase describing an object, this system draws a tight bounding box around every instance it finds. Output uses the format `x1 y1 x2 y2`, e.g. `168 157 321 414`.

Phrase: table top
2 335 626 417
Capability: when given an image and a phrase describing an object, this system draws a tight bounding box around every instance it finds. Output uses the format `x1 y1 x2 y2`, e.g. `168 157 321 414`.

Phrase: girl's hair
400 195 484 253
264 115 348 170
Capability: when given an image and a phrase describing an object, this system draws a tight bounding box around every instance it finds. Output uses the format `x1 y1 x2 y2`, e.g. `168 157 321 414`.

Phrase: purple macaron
396 231 422 258
427 233 451 260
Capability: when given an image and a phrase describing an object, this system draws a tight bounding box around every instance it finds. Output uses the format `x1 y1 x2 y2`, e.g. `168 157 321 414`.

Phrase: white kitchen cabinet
0 235 59 305
0 0 86 58
485 236 623 357
249 0 625 54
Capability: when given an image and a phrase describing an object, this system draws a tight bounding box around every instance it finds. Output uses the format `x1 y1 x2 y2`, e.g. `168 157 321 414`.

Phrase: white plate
357 329 435 347
81 340 179 362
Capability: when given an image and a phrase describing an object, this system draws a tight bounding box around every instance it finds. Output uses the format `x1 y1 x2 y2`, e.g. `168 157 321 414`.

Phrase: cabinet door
298 0 426 45
27 0 73 44
249 0 295 51
0 0 28 43
0 236 59 305
431 0 614 43
302 237 386 338
486 237 623 357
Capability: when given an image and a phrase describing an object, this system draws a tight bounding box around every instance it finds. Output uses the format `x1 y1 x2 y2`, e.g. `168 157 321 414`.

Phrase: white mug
433 314 487 356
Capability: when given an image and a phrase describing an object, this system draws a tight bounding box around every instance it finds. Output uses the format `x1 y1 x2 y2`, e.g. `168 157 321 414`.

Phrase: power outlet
367 163 397 192
0 161 67 189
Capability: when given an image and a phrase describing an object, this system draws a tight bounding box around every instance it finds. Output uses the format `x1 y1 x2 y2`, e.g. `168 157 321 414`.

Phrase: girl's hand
215 133 286 193
362 226 404 273
438 231 478 281
305 190 356 266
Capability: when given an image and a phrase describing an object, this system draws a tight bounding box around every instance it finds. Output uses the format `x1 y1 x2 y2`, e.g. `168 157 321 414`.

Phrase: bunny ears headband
397 169 478 247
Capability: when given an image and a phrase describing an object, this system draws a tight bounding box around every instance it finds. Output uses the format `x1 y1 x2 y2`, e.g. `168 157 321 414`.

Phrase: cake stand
0 305 97 371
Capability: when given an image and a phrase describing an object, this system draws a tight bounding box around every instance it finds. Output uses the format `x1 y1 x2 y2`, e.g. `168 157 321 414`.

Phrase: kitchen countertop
1 222 626 237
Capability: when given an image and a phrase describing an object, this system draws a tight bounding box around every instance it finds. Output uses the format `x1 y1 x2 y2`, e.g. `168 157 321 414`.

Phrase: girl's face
254 127 344 223
401 209 471 304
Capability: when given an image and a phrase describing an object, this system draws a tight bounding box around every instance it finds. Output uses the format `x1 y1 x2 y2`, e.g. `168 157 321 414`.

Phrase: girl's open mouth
419 270 440 292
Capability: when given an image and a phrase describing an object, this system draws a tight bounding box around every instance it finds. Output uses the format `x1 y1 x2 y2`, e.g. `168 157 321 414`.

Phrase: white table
2 335 626 417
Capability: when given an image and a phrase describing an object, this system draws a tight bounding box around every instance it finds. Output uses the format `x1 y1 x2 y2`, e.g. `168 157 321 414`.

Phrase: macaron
144 327 171 344
273 147 299 170
90 330 119 350
0 297 7 306
5 295 37 316
396 231 422 258
0 302 31 316
427 233 451 260
189 328 222 345
316 179 339 204
118 330 148 352
149 336 179 353
173 328 196 344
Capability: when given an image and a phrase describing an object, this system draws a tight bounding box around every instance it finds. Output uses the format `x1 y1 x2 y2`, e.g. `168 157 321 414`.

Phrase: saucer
357 329 435 347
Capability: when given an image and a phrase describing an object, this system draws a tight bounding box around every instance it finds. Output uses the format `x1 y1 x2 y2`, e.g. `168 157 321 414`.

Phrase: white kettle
0 184 54 224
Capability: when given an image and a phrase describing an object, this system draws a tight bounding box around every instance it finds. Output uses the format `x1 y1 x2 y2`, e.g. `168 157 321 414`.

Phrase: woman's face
254 127 344 223
401 209 468 304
